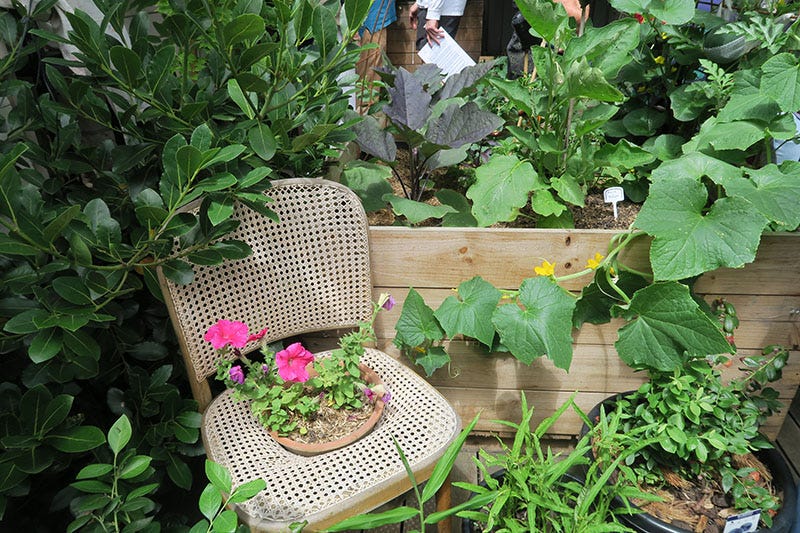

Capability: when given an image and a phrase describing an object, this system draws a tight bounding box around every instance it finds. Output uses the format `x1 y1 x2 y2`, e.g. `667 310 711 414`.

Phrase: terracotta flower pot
269 364 385 456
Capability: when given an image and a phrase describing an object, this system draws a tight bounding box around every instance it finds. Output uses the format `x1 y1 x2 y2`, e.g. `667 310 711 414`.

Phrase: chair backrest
158 178 374 407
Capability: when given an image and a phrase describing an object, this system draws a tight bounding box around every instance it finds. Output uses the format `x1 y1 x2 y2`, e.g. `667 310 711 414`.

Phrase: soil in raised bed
366 148 640 229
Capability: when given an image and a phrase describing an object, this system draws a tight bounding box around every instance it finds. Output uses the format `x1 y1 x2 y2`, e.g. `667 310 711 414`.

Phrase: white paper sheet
417 28 476 78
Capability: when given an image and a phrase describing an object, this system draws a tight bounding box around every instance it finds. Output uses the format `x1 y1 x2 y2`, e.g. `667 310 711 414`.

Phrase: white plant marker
603 186 625 220
722 509 761 532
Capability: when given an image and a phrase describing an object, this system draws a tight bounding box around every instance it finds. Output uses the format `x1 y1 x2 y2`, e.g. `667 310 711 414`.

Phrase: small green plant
459 394 659 532
325 414 486 532
213 294 395 436
610 343 789 525
344 62 503 224
69 414 266 533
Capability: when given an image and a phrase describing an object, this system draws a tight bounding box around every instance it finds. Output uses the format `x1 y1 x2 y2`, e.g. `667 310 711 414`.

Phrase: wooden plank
368 228 800 296
777 415 800 480
370 288 800 351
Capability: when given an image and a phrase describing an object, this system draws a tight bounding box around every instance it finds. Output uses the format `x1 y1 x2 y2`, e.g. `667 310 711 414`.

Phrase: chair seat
201 348 461 532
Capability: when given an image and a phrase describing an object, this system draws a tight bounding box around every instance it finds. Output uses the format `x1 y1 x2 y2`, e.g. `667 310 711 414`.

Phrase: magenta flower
382 391 392 404
382 295 396 311
262 364 270 374
363 388 375 401
275 342 315 383
229 365 245 385
247 327 268 343
204 320 249 350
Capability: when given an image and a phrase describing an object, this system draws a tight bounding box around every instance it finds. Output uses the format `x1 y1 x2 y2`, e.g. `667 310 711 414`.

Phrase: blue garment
362 0 397 33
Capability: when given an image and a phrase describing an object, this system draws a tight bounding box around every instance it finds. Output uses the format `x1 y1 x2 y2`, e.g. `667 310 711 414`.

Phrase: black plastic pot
582 394 798 533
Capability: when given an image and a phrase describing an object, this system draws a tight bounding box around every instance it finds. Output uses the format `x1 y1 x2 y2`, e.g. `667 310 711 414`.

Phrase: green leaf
199 484 222 522
420 414 480 503
467 154 541 227
595 139 656 169
434 277 501 347
191 124 213 150
110 46 143 85
71 480 112 494
0 235 40 256
52 277 93 305
227 79 255 120
516 0 569 43
202 145 246 168
39 394 73 434
415 346 451 377
119 455 152 480
326 506 419 531
436 189 479 227
721 164 800 230
573 269 648 327
622 108 665 137
161 259 195 286
650 152 742 183
565 59 624 102
341 162 393 212
223 14 265 47
205 460 232 494
176 145 204 186
393 288 445 348
76 463 114 479
0 463 26 492
28 328 63 363
207 196 235 225
63 330 101 361
46 425 105 453
613 282 734 371
213 509 238 533
635 177 768 280
167 453 192 490
491 277 576 369
228 478 266 503
344 0 373 33
311 3 338 57
760 53 800 113
43 205 81 244
248 123 277 161
108 415 132 454
84 199 121 246
384 195 456 224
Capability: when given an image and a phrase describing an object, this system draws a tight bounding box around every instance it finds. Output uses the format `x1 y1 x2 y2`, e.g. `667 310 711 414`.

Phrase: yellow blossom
534 260 556 277
586 253 604 270
661 32 668 40
654 56 665 65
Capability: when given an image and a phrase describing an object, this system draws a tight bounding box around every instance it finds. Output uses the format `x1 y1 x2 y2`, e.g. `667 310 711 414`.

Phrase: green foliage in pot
344 62 503 225
602 342 790 526
458 393 660 532
0 0 372 528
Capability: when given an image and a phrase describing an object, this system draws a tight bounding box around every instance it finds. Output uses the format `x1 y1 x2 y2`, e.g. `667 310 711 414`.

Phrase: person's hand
409 2 419 29
424 18 444 46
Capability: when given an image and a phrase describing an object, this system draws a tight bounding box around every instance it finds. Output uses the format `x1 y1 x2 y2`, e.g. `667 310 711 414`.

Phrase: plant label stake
603 187 625 220
723 509 761 532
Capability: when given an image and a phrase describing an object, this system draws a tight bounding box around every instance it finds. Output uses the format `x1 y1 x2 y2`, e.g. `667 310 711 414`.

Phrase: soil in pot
268 363 385 456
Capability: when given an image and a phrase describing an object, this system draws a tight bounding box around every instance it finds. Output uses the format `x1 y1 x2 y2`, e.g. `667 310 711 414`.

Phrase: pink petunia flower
275 342 315 383
204 320 249 350
363 388 375 401
229 365 245 385
247 327 268 343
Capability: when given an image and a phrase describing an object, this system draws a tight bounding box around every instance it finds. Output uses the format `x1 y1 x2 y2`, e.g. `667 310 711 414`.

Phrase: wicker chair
158 178 461 532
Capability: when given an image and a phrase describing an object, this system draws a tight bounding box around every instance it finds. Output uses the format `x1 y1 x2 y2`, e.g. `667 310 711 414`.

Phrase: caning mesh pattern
162 179 374 381
203 348 459 530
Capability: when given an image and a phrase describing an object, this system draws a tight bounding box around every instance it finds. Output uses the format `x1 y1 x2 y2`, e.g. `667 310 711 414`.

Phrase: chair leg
436 474 452 533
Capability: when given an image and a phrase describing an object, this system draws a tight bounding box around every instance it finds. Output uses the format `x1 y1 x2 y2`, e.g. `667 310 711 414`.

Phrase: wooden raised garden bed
363 227 800 440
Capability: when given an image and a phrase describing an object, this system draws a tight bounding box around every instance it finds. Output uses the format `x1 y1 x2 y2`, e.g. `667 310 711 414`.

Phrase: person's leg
355 28 387 114
437 15 461 39
415 8 428 50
